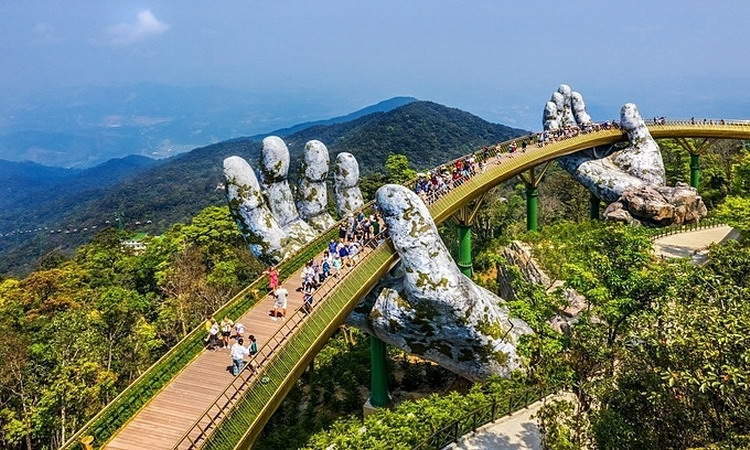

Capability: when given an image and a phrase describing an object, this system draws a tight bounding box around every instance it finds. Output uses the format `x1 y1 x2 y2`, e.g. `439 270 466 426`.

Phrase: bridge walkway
106 244 381 449
105 269 311 449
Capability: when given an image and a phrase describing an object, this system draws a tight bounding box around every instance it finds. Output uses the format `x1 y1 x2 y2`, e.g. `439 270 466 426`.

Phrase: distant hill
0 101 526 275
250 96 418 139
0 155 158 241
0 83 411 168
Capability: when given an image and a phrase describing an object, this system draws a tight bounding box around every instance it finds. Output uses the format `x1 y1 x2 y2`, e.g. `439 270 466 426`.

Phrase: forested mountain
0 101 526 275
0 155 158 227
1 84 402 168
249 96 417 139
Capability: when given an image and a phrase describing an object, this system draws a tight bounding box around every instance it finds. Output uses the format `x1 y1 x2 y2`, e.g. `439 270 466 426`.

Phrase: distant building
122 239 147 253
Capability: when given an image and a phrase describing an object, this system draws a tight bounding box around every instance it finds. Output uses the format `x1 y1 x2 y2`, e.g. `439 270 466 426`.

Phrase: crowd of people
413 156 484 202
203 317 259 376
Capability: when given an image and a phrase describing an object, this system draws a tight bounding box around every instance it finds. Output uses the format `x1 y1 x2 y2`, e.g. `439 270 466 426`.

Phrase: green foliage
0 205 262 449
304 378 530 449
537 399 583 450
256 329 371 450
714 196 750 234
383 154 416 184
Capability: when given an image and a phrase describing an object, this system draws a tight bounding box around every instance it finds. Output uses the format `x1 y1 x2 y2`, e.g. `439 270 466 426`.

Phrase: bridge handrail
414 384 558 450
649 217 727 241
63 119 750 449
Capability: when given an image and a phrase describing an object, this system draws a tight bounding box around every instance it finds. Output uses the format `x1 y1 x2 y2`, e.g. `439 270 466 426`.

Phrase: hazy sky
1 0 748 129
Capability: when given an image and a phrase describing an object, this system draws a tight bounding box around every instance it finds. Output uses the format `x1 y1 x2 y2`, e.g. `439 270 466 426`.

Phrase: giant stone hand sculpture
224 136 361 264
545 84 707 225
349 184 532 380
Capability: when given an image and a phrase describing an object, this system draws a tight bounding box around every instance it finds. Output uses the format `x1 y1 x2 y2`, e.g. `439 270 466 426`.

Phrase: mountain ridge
0 100 526 275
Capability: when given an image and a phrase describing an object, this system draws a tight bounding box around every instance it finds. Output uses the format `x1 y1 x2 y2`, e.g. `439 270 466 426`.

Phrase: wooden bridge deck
106 267 311 449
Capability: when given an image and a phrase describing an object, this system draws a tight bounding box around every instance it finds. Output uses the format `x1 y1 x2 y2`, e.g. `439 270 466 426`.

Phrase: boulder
496 241 588 333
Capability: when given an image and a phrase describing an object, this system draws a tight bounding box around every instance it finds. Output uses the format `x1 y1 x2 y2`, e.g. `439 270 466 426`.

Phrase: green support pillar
589 194 601 220
690 153 701 189
526 186 539 232
457 223 473 277
369 336 390 408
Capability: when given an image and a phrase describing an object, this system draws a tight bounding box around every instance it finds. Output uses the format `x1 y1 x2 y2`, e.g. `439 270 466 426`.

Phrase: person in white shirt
233 322 246 339
271 287 289 320
230 338 250 376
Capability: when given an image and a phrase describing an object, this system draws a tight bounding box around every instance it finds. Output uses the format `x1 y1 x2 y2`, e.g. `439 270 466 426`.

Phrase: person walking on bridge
265 266 279 293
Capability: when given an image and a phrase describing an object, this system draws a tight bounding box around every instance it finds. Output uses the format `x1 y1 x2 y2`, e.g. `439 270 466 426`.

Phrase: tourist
265 266 279 292
302 261 316 291
206 318 220 351
248 335 258 356
233 321 246 339
220 317 234 348
331 253 343 276
303 287 314 314
230 337 250 376
350 240 362 263
338 240 350 267
271 286 288 320
338 224 347 241
328 239 338 256
361 217 371 240
321 254 331 280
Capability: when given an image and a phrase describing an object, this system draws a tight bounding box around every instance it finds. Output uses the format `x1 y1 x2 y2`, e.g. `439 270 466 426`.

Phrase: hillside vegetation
0 101 525 275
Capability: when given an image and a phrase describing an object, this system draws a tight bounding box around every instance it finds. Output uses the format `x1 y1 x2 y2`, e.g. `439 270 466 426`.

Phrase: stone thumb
375 184 461 301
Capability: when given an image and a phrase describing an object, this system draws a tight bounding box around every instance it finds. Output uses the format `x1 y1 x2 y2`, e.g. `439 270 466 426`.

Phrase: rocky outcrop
545 84 707 226
348 185 532 380
497 241 587 333
603 183 708 226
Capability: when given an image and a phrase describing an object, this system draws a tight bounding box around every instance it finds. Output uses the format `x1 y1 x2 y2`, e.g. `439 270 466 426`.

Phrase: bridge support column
676 138 715 190
519 163 551 233
457 223 473 277
526 186 539 232
690 153 701 189
365 335 390 414
589 194 601 220
452 193 486 279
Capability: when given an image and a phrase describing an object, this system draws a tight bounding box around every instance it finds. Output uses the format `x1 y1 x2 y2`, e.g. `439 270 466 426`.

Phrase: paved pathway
446 394 574 450
653 225 739 263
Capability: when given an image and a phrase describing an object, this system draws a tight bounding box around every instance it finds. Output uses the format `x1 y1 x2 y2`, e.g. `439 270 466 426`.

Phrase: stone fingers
616 103 666 185
570 91 592 126
260 136 317 250
223 156 286 263
297 140 336 231
334 152 364 216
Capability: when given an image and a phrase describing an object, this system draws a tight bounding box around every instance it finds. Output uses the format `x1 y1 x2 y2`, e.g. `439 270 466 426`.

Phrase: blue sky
1 0 748 129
